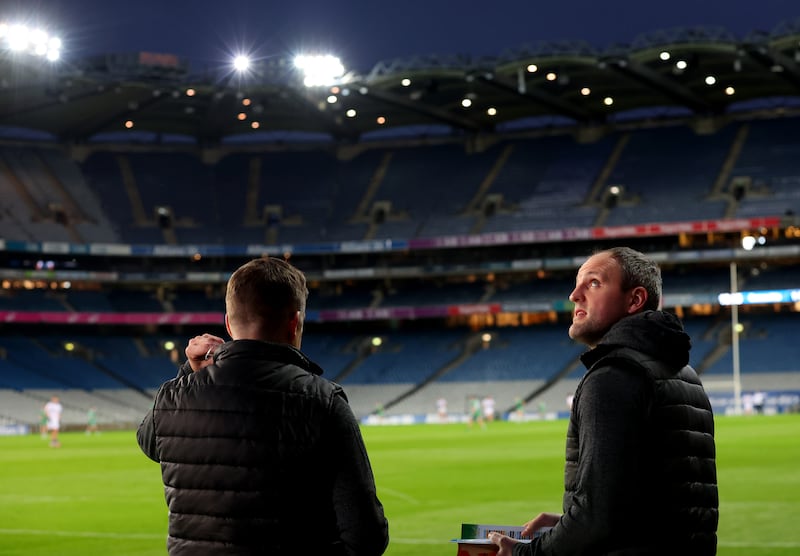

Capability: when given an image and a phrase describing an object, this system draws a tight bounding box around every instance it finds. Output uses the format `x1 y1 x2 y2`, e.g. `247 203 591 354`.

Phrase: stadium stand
2 26 800 428
730 118 800 219
1 114 800 245
481 135 614 232
602 125 736 225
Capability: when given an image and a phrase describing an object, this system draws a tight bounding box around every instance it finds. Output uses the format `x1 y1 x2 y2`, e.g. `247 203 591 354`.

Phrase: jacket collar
580 310 691 370
214 339 324 376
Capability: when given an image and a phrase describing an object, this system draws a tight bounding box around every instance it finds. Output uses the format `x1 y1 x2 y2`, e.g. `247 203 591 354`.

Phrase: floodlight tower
294 54 345 87
0 21 62 61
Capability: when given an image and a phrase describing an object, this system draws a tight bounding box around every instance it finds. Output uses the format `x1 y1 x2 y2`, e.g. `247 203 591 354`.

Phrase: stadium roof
3 23 800 144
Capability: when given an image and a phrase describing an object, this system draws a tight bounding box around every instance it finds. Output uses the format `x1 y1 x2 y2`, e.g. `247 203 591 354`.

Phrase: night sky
9 0 800 73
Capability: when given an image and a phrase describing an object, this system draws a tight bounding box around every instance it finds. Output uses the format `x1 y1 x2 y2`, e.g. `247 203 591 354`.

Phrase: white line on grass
2 529 795 549
0 495 93 503
377 487 420 504
0 529 436 545
719 541 800 548
0 529 164 540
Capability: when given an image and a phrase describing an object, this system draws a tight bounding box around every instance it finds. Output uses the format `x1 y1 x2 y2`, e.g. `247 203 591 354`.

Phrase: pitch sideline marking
0 529 798 548
0 529 163 540
376 487 421 504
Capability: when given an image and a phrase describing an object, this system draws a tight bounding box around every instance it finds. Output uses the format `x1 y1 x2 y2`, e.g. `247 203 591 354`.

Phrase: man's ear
628 286 648 313
224 314 233 338
287 310 302 347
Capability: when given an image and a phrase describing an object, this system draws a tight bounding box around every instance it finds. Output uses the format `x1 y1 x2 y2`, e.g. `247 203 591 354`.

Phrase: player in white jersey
44 396 63 447
482 395 496 422
436 397 448 422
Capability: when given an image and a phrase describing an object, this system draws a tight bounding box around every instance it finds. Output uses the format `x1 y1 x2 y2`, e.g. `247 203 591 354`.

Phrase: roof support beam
606 58 717 114
358 87 485 132
64 90 167 141
741 44 800 91
476 73 594 123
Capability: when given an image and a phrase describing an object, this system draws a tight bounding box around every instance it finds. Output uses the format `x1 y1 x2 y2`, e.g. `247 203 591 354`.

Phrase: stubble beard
569 317 606 347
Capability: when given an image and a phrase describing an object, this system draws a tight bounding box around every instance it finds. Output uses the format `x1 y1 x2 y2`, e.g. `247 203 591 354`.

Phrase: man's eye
590 279 600 287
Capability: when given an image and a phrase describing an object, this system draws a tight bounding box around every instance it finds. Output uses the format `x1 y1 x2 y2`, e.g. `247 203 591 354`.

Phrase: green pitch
0 414 798 555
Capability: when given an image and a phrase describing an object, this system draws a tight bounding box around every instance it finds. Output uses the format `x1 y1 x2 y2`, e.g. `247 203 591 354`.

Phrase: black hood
583 310 691 369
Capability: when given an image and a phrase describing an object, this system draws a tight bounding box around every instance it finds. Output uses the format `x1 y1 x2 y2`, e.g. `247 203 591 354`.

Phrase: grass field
1 414 798 555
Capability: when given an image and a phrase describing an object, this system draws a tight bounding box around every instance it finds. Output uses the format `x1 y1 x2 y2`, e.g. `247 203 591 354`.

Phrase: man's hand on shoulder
186 333 226 372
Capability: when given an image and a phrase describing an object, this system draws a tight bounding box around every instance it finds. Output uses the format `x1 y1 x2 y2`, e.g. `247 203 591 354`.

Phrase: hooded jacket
137 339 389 556
516 311 718 556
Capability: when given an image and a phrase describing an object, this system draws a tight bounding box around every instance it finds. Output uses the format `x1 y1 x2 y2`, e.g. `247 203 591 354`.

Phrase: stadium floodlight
5 24 28 51
232 54 251 73
0 21 62 61
294 54 345 87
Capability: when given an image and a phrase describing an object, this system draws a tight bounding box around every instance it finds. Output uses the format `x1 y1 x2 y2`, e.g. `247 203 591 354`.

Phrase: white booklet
451 522 550 550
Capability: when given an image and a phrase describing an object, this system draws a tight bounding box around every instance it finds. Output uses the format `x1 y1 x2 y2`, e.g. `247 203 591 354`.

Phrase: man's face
568 252 634 347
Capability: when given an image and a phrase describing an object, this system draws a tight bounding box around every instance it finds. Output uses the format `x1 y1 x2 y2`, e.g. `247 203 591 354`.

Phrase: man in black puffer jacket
137 257 389 556
491 247 718 555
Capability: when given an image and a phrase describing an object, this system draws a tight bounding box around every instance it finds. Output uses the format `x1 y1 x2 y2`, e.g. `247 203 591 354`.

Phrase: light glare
7 24 29 51
1 23 62 60
233 55 251 72
295 54 345 87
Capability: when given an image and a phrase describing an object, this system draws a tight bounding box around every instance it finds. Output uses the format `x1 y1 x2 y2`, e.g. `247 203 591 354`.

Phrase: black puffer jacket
516 311 718 556
137 340 389 556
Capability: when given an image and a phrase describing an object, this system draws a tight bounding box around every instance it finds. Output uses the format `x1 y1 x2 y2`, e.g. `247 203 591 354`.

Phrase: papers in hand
451 522 550 554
